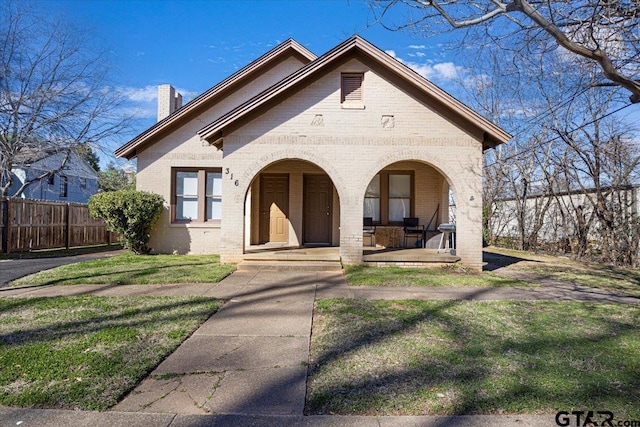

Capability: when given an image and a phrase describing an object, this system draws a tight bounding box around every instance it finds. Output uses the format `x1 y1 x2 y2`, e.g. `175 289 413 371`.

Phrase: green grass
307 299 640 417
522 264 640 298
0 295 222 410
485 247 640 298
344 265 532 287
9 253 236 286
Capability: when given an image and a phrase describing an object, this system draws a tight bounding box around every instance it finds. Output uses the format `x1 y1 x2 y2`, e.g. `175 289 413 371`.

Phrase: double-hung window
173 168 222 223
206 171 222 221
388 174 411 222
175 171 199 220
364 171 413 225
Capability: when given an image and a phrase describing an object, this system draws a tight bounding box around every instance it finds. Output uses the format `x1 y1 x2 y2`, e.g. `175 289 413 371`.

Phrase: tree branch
506 0 640 103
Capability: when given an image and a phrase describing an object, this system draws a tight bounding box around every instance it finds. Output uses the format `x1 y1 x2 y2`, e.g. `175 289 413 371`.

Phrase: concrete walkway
112 270 320 416
0 268 636 426
3 269 637 304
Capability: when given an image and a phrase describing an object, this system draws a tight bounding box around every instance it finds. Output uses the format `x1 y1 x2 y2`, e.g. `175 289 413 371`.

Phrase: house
9 149 99 203
115 36 510 269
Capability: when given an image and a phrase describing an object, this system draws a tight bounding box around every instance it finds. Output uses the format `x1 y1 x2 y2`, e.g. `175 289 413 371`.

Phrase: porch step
236 260 343 272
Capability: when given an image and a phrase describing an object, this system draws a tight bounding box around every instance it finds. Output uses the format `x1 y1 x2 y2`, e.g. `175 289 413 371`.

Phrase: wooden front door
260 175 289 243
304 174 332 245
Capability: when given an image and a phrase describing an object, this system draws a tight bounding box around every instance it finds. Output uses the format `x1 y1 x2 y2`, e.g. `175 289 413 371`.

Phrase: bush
89 190 165 254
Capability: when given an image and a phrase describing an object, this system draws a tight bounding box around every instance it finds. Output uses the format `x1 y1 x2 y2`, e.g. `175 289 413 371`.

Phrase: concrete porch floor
243 244 461 265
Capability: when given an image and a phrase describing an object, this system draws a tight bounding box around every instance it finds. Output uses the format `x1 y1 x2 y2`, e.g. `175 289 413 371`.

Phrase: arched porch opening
360 160 460 265
242 159 341 255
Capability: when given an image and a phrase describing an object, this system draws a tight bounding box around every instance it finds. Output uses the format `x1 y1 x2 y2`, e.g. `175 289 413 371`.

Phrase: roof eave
198 36 511 147
198 37 360 141
114 39 317 159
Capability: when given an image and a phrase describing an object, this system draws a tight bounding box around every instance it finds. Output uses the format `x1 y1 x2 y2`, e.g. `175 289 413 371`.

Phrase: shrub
89 190 165 254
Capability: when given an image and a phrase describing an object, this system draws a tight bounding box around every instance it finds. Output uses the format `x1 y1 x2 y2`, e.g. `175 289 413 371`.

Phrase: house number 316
225 168 239 186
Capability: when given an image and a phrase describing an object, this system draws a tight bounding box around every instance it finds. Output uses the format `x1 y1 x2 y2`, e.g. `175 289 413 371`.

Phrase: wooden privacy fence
0 198 119 253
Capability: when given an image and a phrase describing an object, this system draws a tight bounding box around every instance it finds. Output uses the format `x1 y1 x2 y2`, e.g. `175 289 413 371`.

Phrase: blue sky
40 0 468 164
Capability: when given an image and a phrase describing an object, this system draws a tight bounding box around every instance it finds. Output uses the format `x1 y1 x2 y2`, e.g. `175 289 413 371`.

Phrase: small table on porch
372 226 402 248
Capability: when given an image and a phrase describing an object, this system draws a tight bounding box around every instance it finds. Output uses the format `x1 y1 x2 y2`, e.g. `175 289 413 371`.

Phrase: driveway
0 249 125 287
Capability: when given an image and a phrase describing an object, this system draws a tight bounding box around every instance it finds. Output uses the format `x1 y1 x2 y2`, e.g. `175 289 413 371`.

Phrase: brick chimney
157 84 183 122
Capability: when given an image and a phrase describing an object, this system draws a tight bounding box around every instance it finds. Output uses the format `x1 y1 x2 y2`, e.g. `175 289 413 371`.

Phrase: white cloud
408 44 426 49
118 85 158 103
112 85 180 120
433 62 462 80
385 50 465 82
414 52 426 58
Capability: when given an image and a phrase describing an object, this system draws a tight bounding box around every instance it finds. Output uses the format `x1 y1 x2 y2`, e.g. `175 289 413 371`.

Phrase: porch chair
363 217 376 247
403 217 424 248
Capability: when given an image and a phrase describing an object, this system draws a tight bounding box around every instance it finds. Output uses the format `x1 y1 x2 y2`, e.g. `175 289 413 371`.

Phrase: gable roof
13 147 58 165
13 148 99 179
114 39 317 159
198 36 511 150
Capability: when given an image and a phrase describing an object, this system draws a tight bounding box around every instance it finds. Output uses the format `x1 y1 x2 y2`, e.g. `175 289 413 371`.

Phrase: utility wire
502 84 595 141
484 102 635 169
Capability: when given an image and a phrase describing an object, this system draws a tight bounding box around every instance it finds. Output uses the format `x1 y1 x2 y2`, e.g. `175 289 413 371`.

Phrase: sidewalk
0 269 635 426
0 407 556 426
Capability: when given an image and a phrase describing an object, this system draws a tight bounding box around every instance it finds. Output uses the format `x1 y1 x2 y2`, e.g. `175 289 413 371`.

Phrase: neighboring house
9 149 99 203
115 36 510 268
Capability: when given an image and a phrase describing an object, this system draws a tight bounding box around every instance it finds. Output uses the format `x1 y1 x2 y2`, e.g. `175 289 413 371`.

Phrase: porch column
339 192 363 265
454 168 483 270
220 172 245 264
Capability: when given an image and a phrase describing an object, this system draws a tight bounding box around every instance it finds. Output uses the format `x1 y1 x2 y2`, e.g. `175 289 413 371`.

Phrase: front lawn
524 263 640 298
9 253 235 286
307 299 640 418
485 247 640 298
344 265 532 287
0 295 221 410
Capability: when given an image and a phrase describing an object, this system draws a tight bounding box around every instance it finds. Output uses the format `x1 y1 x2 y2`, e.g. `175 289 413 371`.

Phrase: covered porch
243 244 460 266
241 158 461 267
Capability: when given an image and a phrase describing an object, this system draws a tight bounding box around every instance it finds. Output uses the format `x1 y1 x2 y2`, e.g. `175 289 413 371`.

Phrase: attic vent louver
341 73 363 103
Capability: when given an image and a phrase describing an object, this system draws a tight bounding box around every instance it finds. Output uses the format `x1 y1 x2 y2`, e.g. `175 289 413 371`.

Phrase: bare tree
480 51 640 264
0 1 130 198
550 90 640 265
372 0 640 103
464 48 560 250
